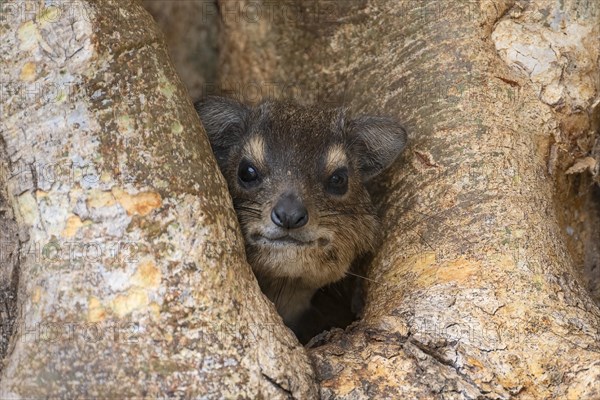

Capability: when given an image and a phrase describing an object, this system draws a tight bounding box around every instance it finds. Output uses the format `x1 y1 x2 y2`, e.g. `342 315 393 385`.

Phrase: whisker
235 198 263 207
235 208 261 215
345 271 386 286
235 204 261 210
234 205 262 215
320 211 377 218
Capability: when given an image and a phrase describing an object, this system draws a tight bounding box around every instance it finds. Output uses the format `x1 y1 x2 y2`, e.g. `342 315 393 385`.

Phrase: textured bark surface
219 0 600 398
494 0 600 305
0 1 316 397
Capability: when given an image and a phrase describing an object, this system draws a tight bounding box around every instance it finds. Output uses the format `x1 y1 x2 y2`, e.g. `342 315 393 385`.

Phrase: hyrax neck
255 274 317 325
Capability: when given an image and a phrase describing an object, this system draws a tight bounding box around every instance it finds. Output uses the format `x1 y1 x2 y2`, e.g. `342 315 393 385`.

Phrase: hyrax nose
271 193 308 229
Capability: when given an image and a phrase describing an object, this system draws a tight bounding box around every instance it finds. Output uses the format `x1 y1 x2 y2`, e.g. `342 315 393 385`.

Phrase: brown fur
195 97 407 330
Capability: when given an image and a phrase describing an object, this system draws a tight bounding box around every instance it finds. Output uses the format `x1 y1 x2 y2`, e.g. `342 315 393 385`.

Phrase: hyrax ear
194 96 250 167
347 115 408 181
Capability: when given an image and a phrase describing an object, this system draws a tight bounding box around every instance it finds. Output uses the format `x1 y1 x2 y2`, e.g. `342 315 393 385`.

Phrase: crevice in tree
294 255 373 345
407 339 488 397
294 275 362 345
0 139 20 375
584 183 600 303
557 152 600 307
142 0 219 101
261 372 294 399
144 1 371 347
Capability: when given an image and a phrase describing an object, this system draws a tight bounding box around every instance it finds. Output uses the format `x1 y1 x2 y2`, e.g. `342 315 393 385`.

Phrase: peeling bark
219 0 600 398
0 1 315 397
492 0 600 306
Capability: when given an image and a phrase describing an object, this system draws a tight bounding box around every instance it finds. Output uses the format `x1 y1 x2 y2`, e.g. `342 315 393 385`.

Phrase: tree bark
0 1 316 397
219 0 600 398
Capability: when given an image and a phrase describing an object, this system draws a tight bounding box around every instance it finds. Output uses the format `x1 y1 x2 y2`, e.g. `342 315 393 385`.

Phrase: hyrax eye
238 159 260 186
326 167 348 195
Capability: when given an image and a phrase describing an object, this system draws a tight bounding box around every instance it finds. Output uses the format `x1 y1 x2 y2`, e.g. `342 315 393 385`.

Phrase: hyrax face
196 97 407 318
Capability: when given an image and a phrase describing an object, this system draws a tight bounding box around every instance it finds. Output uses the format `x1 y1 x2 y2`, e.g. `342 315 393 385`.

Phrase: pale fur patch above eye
325 144 348 173
243 135 267 168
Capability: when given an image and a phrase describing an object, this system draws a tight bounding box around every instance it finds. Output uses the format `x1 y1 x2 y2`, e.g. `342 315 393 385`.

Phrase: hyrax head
196 97 407 289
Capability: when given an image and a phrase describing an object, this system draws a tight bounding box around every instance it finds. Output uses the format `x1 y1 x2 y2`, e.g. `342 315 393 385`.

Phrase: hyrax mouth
250 233 330 248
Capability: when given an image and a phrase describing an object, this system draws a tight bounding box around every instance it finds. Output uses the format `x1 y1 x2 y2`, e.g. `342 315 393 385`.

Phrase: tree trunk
219 0 600 398
0 1 316 397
